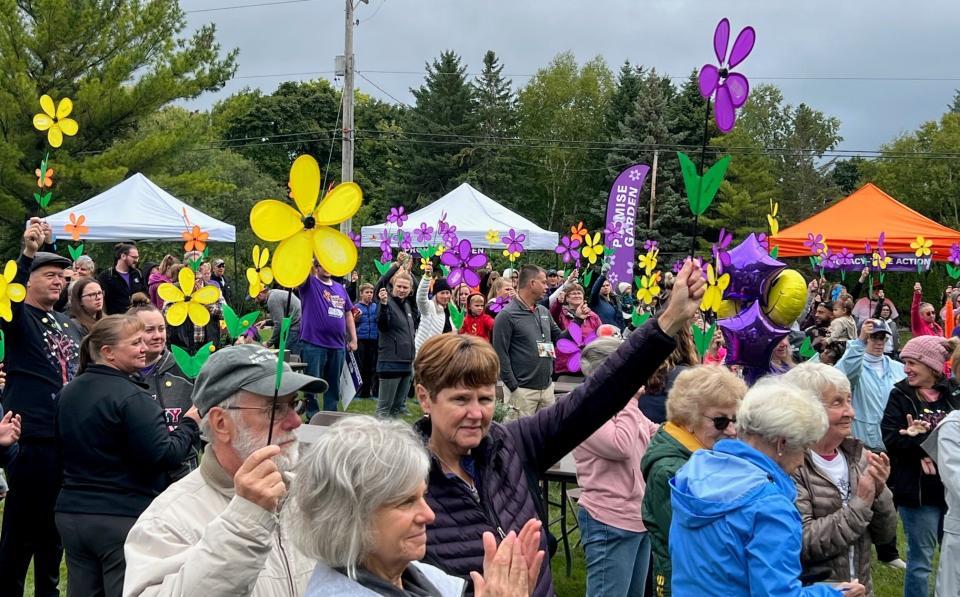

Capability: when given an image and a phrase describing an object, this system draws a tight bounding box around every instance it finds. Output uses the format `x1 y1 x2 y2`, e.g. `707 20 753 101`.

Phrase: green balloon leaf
374 259 392 276
678 152 730 216
222 303 260 339
447 302 465 330
769 245 779 259
438 264 450 277
799 336 816 359
581 269 593 289
0 329 5 363
67 243 84 262
631 308 651 328
170 342 215 379
275 316 292 391
691 322 717 360
418 245 438 259
947 263 960 280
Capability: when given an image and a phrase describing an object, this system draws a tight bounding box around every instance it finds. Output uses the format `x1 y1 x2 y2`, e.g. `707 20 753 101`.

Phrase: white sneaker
880 558 907 570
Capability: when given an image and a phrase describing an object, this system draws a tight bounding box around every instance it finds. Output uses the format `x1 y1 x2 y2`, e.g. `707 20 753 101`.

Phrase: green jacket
640 423 701 597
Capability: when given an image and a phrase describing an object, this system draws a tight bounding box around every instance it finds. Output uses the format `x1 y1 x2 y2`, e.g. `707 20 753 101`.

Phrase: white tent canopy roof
45 173 236 242
360 183 558 250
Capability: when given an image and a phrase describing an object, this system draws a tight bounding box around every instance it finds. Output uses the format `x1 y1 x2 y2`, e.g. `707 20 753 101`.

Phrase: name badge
537 342 556 359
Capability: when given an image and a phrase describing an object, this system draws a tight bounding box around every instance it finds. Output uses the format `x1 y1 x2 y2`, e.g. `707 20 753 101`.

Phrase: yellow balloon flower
700 264 730 313
158 267 221 327
250 155 362 287
0 261 27 322
581 232 604 265
635 274 661 305
32 95 79 148
872 252 892 270
910 236 933 258
485 230 500 245
502 250 521 263
767 201 780 237
246 245 274 298
435 244 446 257
638 249 659 276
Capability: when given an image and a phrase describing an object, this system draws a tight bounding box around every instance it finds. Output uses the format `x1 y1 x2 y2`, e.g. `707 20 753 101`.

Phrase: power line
184 0 318 14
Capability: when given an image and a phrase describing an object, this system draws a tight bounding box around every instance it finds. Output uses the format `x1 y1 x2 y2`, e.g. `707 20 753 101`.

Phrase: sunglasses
704 414 736 431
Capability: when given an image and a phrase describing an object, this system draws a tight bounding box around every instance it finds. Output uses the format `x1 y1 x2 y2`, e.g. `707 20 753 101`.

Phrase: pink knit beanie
899 336 952 374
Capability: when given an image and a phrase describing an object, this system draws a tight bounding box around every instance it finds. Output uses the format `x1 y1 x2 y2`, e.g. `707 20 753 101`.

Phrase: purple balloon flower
950 242 960 265
836 247 854 266
488 295 511 314
441 239 488 288
555 235 581 263
604 221 624 243
804 233 826 255
502 229 526 255
712 227 733 272
387 206 408 227
644 239 659 252
442 226 459 248
698 18 755 133
397 230 412 252
378 228 393 261
556 322 597 373
347 230 361 248
414 222 434 243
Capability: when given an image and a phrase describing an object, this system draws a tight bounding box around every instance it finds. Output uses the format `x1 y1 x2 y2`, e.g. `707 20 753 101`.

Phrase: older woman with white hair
290 416 542 596
669 378 866 596
783 363 896 594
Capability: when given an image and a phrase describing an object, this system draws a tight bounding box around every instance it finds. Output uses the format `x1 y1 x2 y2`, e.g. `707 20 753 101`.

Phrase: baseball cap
546 269 558 277
213 259 225 266
192 344 328 416
30 252 72 272
862 318 892 337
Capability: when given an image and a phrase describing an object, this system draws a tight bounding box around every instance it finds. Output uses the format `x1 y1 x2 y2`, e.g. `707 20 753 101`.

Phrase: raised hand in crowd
378 288 389 304
234 445 286 513
859 319 875 342
23 217 45 256
899 414 931 437
423 261 433 276
859 267 870 284
0 410 21 447
565 269 578 284
657 259 706 336
914 282 922 294
574 302 592 320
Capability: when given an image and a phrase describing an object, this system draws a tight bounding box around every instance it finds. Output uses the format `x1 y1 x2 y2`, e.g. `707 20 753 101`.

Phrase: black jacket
881 377 960 508
139 350 200 481
376 296 417 369
98 266 146 315
55 364 200 517
166 310 222 352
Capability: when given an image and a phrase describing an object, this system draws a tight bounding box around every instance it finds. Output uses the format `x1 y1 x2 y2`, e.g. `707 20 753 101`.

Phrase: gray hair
198 394 238 441
580 337 623 376
736 378 828 451
781 362 851 401
74 255 95 271
289 416 430 579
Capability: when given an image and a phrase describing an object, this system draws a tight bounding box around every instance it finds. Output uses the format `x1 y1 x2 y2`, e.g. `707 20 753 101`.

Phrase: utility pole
649 149 659 228
340 0 356 234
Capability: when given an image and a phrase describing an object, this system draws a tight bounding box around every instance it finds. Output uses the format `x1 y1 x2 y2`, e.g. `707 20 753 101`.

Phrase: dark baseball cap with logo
192 344 327 416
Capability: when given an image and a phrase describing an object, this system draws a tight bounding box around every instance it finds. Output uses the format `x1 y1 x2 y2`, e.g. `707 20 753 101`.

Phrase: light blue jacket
669 439 841 597
834 339 905 450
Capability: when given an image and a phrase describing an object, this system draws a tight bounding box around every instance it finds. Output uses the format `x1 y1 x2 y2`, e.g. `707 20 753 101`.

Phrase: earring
778 450 783 457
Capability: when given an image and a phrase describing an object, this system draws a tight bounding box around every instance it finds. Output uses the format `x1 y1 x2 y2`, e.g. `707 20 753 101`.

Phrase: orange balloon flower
182 225 209 253
64 213 88 241
35 167 54 189
570 221 588 243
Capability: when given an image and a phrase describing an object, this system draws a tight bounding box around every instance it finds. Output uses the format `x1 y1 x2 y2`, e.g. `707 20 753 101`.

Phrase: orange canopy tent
771 183 960 262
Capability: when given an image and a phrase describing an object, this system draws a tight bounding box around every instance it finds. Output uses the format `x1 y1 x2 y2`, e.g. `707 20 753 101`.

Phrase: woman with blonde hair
640 365 746 596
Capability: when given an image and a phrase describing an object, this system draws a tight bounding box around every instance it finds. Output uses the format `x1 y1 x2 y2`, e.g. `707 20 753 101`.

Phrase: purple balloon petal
725 73 750 108
714 83 736 132
556 338 579 356
728 26 756 68
456 239 472 260
440 251 459 267
568 352 582 373
466 253 488 268
714 18 730 64
446 269 463 288
462 269 481 288
567 322 583 345
698 64 720 98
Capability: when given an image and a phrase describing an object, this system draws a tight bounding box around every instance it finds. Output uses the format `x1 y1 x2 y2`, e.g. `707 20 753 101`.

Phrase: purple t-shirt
300 276 353 349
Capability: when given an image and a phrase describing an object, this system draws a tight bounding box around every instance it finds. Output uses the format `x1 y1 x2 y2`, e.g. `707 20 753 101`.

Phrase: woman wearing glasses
55 315 201 597
640 365 747 597
69 277 105 336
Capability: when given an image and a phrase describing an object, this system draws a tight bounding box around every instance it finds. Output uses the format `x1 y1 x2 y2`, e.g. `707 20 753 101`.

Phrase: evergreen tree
604 61 644 139
950 89 960 114
387 50 478 207
831 157 864 195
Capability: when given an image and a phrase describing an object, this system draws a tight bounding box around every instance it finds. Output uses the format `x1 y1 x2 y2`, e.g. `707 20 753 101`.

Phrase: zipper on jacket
276 519 296 597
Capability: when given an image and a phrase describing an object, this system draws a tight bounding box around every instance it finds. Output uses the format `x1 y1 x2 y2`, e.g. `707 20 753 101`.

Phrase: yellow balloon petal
0 298 11 322
187 302 211 327
313 227 358 277
248 278 264 299
192 284 221 305
250 200 303 242
33 113 53 131
6 283 25 303
246 267 260 287
252 245 261 266
165 302 189 327
47 126 63 148
260 266 274 285
259 247 271 268
157 283 185 303
3 260 16 282
289 155 321 216
40 95 56 118
272 231 314 288
58 118 78 136
56 97 73 119
178 267 196 294
314 182 362 226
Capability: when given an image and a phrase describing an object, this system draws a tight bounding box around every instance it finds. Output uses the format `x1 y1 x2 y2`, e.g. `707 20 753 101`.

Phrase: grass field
9 396 935 595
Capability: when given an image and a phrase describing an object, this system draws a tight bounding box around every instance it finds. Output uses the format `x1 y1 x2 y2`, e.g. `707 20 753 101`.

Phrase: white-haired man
122 344 326 596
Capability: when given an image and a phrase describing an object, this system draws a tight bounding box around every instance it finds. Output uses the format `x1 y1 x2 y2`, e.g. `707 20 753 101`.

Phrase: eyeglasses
225 398 304 419
82 291 104 299
704 414 736 431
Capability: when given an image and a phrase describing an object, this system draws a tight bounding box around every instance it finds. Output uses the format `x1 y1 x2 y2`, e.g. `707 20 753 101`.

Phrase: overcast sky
182 0 960 153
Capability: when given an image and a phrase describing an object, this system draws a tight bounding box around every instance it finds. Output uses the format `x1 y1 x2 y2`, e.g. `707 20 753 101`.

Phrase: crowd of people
0 218 959 596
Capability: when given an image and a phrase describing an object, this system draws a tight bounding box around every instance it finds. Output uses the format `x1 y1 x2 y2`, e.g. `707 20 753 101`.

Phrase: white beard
232 424 300 473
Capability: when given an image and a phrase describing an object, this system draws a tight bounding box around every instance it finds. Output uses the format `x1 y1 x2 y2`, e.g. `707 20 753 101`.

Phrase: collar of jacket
199 444 236 498
892 376 960 410
663 421 705 453
83 363 150 390
413 416 506 473
807 436 863 466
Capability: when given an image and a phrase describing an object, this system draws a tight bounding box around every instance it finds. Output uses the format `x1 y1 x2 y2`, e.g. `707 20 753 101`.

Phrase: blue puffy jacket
669 439 841 596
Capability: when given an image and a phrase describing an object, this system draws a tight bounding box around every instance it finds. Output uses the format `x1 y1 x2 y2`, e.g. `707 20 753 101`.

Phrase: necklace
429 444 475 490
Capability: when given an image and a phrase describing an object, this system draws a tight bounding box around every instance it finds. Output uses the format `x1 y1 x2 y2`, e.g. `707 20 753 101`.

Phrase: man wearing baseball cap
209 258 232 304
123 344 326 596
0 218 84 595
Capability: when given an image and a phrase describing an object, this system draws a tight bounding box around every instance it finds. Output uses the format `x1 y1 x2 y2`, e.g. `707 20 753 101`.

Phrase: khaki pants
504 384 555 421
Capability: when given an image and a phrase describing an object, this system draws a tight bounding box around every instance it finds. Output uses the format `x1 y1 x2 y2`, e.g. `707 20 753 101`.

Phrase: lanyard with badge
520 298 555 359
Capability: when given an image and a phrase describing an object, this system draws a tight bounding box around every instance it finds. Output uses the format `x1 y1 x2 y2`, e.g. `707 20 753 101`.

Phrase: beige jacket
792 438 897 595
123 446 313 597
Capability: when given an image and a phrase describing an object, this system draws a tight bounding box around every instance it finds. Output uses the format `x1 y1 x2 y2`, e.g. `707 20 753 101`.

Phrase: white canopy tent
360 183 558 250
45 173 236 242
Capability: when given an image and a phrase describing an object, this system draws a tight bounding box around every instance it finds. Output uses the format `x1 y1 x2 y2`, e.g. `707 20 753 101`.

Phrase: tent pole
232 241 241 311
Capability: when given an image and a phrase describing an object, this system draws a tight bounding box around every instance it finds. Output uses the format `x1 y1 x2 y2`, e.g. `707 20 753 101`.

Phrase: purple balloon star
698 18 756 133
441 239 488 288
502 229 526 255
724 233 785 302
718 301 790 372
414 222 434 243
555 235 581 263
387 206 408 227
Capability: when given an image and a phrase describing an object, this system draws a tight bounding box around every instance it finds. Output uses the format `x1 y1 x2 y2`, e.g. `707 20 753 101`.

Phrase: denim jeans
299 342 344 416
578 507 651 597
899 505 945 597
376 374 412 418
